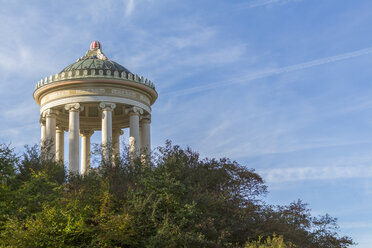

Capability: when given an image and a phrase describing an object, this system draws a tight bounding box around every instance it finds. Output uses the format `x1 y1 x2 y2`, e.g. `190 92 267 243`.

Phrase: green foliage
0 144 18 229
0 141 354 247
0 144 18 186
244 235 295 248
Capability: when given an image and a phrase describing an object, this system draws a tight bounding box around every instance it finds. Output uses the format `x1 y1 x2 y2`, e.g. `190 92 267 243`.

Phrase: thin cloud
125 0 135 17
340 221 372 229
259 165 372 183
162 46 372 96
243 0 302 8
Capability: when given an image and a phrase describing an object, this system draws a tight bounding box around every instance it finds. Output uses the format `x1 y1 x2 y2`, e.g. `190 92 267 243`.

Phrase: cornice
34 69 156 92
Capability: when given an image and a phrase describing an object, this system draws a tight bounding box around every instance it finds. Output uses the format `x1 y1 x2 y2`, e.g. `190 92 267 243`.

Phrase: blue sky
1 0 372 246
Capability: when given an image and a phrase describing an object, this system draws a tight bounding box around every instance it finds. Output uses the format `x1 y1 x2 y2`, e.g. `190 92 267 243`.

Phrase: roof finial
90 41 101 51
76 41 108 61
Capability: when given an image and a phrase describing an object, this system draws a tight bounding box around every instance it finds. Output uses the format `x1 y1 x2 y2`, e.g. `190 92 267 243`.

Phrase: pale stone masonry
34 41 158 174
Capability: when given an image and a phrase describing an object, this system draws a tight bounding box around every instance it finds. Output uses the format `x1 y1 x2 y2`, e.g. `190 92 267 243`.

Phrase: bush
0 141 354 247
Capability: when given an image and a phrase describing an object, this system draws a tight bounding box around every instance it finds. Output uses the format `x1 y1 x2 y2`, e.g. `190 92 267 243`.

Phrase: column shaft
80 131 92 175
65 103 83 174
45 110 56 160
140 116 151 156
40 119 46 149
100 102 116 162
56 127 65 162
129 110 141 159
113 129 123 161
102 109 112 146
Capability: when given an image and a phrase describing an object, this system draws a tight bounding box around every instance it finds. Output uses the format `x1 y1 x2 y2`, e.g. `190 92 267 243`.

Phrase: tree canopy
0 141 354 247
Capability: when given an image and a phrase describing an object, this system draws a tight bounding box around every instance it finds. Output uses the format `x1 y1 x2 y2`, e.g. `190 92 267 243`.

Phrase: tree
244 235 295 248
0 144 18 228
0 141 354 247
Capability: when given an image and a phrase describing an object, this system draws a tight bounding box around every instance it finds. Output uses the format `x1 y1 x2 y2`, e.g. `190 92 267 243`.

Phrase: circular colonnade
34 41 158 174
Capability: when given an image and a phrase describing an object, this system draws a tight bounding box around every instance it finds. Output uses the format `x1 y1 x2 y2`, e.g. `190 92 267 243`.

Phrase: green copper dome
61 58 131 73
34 41 156 91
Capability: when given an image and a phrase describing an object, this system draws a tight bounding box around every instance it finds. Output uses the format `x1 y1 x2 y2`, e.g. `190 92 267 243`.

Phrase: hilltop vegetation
0 141 353 247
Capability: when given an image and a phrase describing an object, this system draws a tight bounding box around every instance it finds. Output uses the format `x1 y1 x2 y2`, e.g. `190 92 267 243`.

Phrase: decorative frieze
40 87 151 106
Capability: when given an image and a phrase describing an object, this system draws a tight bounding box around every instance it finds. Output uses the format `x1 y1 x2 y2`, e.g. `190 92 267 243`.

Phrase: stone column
127 107 143 160
40 116 46 152
45 109 57 160
56 126 65 162
65 103 83 174
99 102 116 162
140 114 151 156
80 130 93 175
113 129 123 161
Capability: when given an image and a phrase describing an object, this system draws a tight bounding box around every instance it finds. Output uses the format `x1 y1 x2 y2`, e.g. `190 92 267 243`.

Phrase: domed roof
61 41 131 73
34 41 156 92
61 58 131 73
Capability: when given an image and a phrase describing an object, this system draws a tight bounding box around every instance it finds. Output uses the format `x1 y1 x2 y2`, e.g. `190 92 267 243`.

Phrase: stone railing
35 69 156 91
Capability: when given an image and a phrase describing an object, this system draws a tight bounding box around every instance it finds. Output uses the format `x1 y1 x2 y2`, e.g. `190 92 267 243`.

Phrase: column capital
40 116 46 125
65 103 84 112
99 102 116 111
113 129 124 136
56 125 66 132
80 129 94 137
140 114 151 124
126 106 143 116
44 109 58 118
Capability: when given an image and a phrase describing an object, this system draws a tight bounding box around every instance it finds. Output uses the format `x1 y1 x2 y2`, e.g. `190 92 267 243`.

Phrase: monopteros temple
33 41 157 174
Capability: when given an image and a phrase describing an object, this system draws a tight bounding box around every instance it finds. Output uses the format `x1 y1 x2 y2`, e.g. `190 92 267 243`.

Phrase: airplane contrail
244 0 300 9
161 46 372 97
